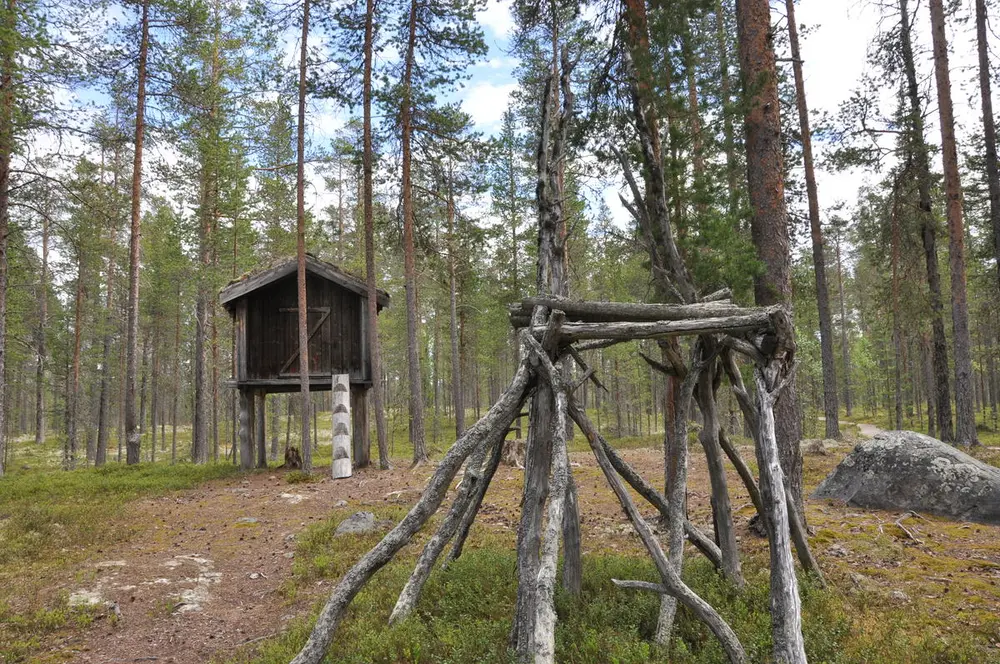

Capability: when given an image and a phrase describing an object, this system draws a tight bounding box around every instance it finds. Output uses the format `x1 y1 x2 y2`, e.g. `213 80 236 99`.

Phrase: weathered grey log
657 347 705 645
289 361 532 664
444 431 505 567
722 350 826 587
813 430 1000 525
514 296 745 324
694 345 743 588
388 411 516 624
754 366 807 664
702 288 733 302
573 338 627 353
718 427 763 514
512 51 572 658
533 387 569 664
611 578 671 593
566 345 608 393
569 400 748 664
529 312 775 342
561 473 583 594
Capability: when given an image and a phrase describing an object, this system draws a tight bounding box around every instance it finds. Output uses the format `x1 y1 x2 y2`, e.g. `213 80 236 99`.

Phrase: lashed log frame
290 359 532 664
290 306 808 663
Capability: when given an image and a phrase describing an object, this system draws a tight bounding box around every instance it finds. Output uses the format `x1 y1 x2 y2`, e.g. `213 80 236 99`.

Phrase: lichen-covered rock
335 511 377 536
812 430 1000 525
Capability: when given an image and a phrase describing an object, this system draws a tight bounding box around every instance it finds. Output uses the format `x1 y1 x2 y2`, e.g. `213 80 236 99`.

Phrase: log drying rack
289 295 818 664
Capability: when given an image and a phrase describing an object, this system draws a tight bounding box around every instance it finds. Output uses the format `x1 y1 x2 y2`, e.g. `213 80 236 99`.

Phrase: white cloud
461 81 518 130
477 0 514 39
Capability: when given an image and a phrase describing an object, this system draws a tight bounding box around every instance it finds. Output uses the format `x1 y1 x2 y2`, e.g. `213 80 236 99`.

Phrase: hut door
278 306 331 375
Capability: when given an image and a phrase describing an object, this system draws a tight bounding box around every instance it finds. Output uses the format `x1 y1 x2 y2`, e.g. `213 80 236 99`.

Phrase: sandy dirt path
50 447 728 664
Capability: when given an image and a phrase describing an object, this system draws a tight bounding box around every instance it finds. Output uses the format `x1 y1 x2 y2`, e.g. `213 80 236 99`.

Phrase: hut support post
238 388 252 471
255 389 267 468
352 385 370 468
332 374 352 478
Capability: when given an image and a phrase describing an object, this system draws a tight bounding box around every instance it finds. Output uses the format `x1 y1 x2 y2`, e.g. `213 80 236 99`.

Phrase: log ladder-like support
290 298 821 664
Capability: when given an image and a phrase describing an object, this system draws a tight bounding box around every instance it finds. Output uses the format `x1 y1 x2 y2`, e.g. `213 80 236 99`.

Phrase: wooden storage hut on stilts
219 255 389 473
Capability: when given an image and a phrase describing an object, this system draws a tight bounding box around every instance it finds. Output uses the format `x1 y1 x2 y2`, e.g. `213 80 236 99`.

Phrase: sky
440 0 991 230
26 0 994 255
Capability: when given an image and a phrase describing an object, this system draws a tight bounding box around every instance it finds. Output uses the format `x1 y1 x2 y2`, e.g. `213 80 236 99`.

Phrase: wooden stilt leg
256 390 267 468
238 388 252 471
352 385 370 469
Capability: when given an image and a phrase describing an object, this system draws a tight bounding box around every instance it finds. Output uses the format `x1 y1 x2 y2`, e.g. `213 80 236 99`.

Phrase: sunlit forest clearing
2 417 999 663
5 0 1000 662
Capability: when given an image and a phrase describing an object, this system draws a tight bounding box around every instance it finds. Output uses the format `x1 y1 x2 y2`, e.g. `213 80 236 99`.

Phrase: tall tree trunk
834 225 852 417
448 179 464 439
899 0 953 442
35 207 47 447
929 0 978 446
401 0 426 464
432 298 441 446
67 255 84 470
978 0 1000 305
735 0 803 516
785 0 839 439
194 195 209 463
172 293 180 463
891 178 904 430
139 329 149 439
715 0 739 214
362 0 389 468
296 0 313 471
923 333 936 437
97 131 122 467
151 329 158 460
125 0 150 465
0 0 14 476
210 0 222 463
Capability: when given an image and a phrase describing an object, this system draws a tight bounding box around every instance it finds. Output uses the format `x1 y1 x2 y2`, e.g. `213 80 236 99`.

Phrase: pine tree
784 0 839 439
928 0 978 446
124 0 150 465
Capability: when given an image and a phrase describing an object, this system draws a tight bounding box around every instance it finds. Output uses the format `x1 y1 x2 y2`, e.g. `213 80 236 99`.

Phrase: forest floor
3 421 1000 663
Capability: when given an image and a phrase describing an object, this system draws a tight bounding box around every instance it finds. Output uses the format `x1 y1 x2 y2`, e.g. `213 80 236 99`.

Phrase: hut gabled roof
219 254 390 309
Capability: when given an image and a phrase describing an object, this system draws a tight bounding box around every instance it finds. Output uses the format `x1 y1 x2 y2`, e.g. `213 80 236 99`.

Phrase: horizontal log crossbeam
509 297 788 350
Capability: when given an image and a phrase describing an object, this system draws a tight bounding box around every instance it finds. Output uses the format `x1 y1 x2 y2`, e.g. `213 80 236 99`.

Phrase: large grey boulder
812 430 1000 525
